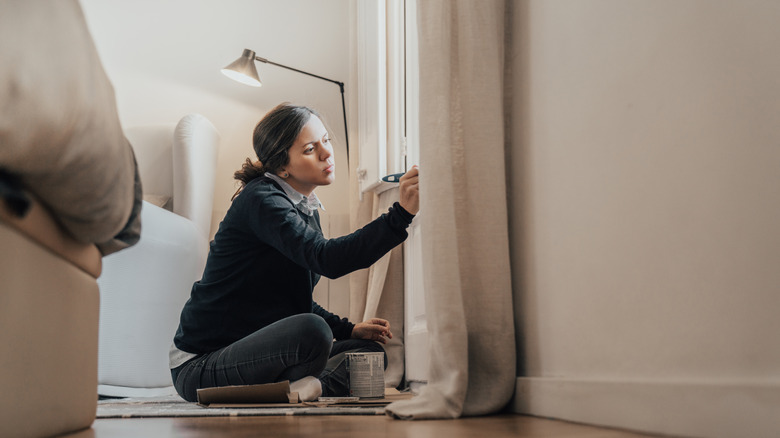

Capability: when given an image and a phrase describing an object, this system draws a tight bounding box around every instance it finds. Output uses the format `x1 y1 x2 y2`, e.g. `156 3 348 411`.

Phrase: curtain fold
385 0 515 419
349 188 406 388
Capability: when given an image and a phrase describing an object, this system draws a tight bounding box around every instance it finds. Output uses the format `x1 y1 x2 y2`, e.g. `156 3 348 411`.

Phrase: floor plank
63 414 663 438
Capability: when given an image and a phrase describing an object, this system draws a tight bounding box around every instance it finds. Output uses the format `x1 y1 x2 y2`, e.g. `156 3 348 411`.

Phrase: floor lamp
221 48 350 163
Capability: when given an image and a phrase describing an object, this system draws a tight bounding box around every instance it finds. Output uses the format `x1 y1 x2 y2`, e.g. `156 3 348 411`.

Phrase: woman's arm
249 192 414 279
312 301 354 340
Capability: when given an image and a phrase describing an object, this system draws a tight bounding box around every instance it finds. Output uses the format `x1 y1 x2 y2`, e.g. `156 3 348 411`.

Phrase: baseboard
511 377 780 438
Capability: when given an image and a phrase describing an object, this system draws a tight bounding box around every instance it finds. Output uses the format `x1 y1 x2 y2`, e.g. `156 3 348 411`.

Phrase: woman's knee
332 339 388 369
290 313 333 350
352 340 384 355
356 341 387 368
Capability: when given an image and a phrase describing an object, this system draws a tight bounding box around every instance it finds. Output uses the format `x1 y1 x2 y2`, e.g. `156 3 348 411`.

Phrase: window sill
361 179 399 196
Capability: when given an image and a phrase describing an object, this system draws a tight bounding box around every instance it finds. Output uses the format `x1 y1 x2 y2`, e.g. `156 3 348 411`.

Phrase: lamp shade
221 49 262 87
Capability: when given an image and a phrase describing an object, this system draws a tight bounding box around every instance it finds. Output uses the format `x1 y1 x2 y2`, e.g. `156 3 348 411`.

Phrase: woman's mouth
324 164 335 174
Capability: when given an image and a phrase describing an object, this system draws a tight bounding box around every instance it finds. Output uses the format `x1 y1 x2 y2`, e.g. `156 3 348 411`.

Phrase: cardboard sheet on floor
197 381 301 408
196 381 413 408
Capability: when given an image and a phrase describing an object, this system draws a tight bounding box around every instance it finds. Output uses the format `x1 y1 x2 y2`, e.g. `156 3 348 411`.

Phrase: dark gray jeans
171 313 386 402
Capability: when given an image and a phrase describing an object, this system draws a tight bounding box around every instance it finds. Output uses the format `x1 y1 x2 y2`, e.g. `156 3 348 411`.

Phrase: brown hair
233 103 320 199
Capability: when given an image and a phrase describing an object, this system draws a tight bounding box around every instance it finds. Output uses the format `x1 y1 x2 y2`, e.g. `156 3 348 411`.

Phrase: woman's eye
305 147 314 153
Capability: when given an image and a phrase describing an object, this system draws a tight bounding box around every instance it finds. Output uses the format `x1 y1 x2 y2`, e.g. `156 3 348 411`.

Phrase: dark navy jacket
174 176 413 355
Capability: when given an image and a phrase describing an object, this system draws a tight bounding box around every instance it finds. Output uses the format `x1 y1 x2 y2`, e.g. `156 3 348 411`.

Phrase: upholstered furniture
0 1 141 256
1 1 141 436
97 114 220 397
0 196 102 437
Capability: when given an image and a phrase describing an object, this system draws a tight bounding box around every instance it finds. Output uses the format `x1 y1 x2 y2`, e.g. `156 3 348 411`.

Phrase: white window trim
356 0 407 198
357 0 427 384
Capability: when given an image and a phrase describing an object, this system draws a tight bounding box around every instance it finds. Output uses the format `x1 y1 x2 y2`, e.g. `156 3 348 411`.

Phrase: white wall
80 0 354 316
508 1 780 436
79 0 352 236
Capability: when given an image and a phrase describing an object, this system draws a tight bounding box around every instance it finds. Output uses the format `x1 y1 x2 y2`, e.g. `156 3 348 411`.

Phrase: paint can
345 352 385 398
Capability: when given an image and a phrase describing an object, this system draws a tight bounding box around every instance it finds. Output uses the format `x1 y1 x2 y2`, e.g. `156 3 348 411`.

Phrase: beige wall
508 1 780 435
80 0 354 316
80 0 353 238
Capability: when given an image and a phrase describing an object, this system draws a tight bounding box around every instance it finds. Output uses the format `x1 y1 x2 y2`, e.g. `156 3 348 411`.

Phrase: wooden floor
63 414 663 438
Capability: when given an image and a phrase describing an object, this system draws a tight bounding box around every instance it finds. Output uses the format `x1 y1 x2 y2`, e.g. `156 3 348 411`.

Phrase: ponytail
232 158 265 200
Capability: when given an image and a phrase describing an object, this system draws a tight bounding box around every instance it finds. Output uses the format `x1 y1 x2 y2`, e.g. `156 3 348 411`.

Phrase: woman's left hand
352 318 393 344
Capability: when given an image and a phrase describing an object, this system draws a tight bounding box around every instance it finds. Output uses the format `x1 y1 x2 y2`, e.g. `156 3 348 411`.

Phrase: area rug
96 395 387 418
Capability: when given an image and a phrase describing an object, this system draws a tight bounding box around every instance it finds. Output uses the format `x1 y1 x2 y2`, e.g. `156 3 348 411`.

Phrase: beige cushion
0 194 101 277
0 0 140 255
0 207 100 437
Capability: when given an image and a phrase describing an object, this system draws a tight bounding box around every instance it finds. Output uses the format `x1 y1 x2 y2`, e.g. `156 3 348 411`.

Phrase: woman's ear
279 169 289 178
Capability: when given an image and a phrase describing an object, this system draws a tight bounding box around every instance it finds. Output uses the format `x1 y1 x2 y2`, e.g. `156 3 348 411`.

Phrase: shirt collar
264 172 324 216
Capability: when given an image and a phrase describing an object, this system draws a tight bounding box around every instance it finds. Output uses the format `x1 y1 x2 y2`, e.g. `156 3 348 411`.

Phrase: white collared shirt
264 172 324 216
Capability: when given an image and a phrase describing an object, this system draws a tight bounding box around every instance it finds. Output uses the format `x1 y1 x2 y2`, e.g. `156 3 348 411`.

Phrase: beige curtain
349 188 406 388
385 0 516 419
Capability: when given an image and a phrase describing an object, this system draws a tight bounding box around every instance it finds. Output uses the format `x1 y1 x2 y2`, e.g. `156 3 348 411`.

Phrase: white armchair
97 113 220 397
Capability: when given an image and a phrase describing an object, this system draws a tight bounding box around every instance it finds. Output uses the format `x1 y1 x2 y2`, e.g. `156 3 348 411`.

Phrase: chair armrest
172 114 220 239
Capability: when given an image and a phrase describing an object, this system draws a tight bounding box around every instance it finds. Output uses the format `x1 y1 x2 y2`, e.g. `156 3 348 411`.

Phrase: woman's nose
320 143 333 160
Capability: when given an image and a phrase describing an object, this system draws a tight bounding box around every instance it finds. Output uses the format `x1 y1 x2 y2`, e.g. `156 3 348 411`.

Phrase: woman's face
280 115 335 196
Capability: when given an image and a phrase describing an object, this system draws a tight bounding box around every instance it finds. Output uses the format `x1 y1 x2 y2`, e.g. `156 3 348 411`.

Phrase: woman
170 103 420 402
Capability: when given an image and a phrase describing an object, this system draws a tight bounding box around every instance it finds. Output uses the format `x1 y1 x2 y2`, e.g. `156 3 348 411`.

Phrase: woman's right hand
399 166 420 215
352 318 393 344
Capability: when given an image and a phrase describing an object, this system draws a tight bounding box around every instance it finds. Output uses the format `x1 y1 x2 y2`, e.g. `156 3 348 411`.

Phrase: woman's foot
290 376 322 401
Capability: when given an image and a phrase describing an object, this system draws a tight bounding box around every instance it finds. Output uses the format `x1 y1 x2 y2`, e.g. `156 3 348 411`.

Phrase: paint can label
345 352 384 398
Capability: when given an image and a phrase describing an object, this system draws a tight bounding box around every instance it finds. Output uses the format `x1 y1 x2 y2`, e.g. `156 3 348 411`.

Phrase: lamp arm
255 56 350 165
255 56 343 88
